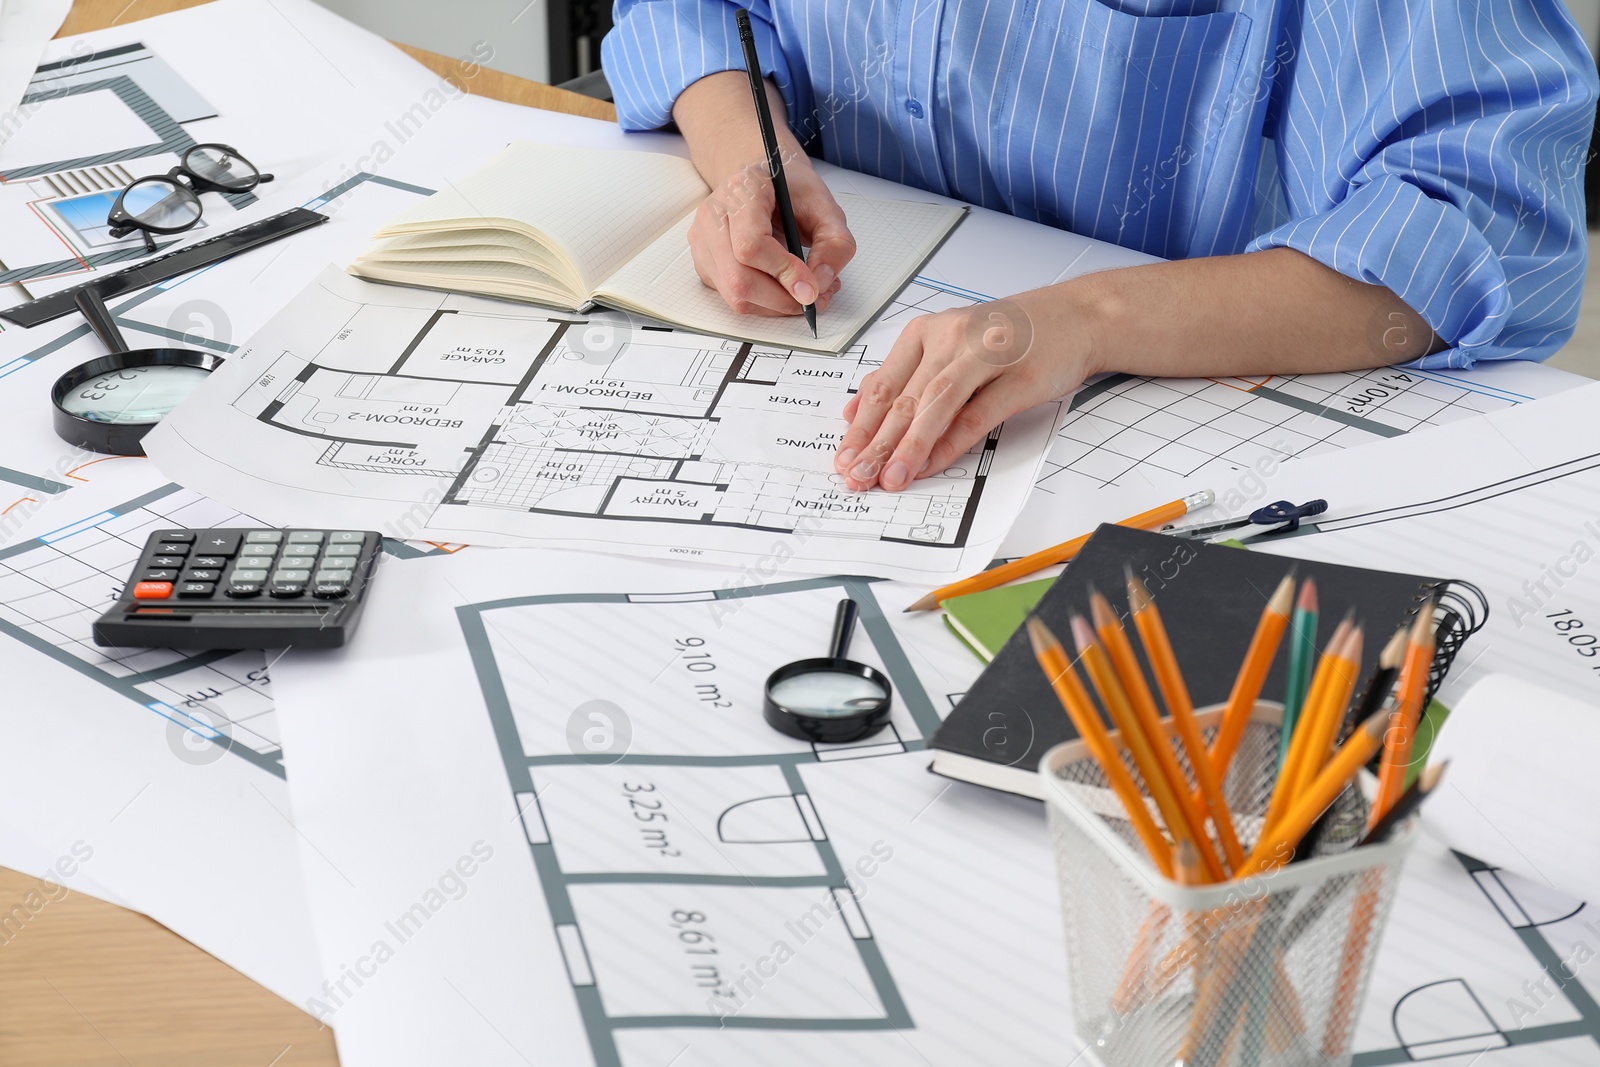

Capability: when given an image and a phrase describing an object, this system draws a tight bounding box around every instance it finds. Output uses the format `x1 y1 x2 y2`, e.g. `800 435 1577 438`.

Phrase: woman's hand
688 159 854 316
834 293 1097 492
673 71 856 318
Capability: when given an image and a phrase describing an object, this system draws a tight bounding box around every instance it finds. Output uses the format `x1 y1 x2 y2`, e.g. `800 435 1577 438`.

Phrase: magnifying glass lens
767 670 888 718
59 363 212 423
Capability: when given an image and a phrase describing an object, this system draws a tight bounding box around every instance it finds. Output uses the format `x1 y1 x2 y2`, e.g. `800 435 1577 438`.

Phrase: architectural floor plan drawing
436 324 990 547
471 580 926 1055
1352 838 1600 1066
149 268 1056 580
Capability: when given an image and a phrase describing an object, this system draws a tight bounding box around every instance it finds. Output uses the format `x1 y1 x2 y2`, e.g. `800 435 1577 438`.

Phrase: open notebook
349 141 969 353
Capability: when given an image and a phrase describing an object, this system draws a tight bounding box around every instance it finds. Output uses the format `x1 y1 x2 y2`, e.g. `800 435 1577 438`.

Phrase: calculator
92 527 383 650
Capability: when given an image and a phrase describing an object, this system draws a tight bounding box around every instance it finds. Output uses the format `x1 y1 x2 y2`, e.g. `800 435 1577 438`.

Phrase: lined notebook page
594 193 968 353
371 142 708 294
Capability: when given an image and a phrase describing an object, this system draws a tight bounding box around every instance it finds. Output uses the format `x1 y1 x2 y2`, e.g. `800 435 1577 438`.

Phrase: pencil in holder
1040 702 1417 1067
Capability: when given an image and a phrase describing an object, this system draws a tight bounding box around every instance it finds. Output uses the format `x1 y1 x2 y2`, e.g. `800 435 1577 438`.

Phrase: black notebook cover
928 524 1451 798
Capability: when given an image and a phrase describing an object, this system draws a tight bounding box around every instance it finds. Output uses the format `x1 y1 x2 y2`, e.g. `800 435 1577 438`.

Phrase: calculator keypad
122 529 377 603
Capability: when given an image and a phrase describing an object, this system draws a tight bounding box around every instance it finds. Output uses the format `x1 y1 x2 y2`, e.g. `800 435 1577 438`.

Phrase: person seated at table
603 1 1597 493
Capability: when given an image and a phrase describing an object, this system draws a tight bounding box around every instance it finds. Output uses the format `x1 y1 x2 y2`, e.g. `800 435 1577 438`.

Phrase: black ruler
0 207 329 329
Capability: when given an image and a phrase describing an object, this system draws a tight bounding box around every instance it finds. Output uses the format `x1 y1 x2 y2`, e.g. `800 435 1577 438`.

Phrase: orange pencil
1370 602 1436 826
1323 869 1383 1057
1091 591 1225 880
1260 620 1350 838
1117 841 1212 1016
1208 574 1297 785
903 490 1214 611
1027 618 1174 877
1241 710 1388 877
1266 623 1362 837
1127 570 1246 874
1072 616 1212 880
1267 615 1351 818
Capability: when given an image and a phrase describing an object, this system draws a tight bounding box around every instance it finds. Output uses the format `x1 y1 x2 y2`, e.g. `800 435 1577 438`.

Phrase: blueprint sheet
147 263 1059 581
273 551 1076 1067
273 547 1600 1067
0 0 462 1005
0 469 327 1004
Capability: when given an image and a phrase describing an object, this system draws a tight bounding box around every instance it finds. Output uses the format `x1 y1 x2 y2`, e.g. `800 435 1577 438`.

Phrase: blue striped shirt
602 0 1598 368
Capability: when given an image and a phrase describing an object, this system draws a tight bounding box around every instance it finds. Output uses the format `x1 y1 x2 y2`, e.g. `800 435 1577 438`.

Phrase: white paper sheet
1225 380 1600 706
0 0 69 150
1426 674 1600 902
0 814 127 911
1002 359 1588 559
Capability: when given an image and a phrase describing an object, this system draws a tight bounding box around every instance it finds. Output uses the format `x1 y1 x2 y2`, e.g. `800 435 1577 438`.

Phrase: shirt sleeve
1248 2 1598 368
602 0 803 135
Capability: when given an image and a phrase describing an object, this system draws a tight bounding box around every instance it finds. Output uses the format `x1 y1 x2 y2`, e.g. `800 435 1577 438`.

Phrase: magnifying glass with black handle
50 288 223 456
763 599 894 744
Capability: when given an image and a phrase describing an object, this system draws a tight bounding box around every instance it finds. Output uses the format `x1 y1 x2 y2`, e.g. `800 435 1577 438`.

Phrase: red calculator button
133 581 173 600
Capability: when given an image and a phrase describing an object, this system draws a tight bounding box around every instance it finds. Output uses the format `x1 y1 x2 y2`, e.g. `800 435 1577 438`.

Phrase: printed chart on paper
1038 366 1545 496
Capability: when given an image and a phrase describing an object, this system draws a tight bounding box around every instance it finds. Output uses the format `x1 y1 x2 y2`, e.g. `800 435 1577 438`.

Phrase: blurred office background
311 0 606 85
309 0 1600 377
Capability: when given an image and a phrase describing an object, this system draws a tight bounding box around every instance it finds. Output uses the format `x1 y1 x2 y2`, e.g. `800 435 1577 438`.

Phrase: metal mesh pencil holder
1041 702 1417 1067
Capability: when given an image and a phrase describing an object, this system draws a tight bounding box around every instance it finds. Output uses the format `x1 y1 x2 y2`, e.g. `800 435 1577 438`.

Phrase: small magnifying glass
50 288 222 456
763 599 894 744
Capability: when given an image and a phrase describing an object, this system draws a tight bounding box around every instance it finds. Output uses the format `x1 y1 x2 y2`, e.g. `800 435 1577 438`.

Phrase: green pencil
1276 578 1319 768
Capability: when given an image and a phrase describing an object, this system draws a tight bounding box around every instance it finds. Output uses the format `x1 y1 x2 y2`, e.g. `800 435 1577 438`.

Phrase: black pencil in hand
735 8 816 336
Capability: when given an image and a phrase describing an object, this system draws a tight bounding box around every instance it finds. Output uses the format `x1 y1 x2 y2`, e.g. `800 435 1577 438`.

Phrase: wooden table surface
0 3 613 1064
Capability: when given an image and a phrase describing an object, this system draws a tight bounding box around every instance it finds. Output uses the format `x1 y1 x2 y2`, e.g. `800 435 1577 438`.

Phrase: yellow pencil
1208 574 1296 784
1267 620 1356 838
1370 602 1436 826
1241 710 1388 877
1072 616 1211 880
1290 626 1365 800
903 490 1213 612
1091 591 1225 881
1127 570 1245 874
1027 618 1174 877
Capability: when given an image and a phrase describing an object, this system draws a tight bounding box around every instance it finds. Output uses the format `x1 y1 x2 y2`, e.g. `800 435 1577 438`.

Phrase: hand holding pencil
677 16 853 323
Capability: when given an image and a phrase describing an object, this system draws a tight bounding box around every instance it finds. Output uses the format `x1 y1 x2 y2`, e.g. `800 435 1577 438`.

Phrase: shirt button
905 99 924 118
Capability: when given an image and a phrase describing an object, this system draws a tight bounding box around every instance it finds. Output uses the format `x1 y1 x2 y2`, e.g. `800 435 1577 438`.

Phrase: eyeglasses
107 144 274 253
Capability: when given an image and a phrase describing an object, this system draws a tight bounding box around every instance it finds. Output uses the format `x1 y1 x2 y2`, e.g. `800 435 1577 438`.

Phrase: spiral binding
1423 579 1489 704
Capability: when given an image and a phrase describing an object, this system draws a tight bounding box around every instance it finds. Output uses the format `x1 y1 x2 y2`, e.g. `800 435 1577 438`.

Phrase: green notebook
941 577 1057 663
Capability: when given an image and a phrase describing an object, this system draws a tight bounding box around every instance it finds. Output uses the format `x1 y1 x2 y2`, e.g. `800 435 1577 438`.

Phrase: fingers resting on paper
688 160 854 317
835 299 1092 493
